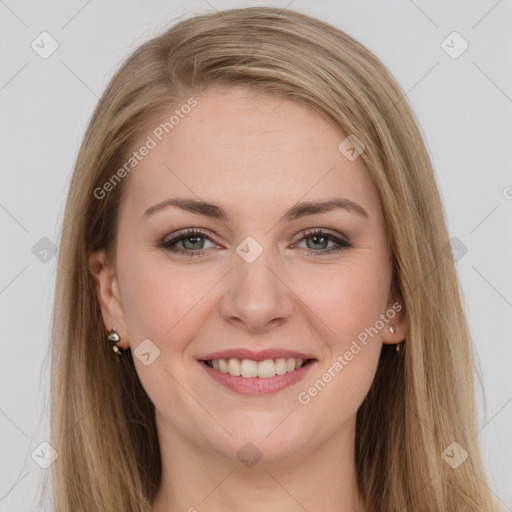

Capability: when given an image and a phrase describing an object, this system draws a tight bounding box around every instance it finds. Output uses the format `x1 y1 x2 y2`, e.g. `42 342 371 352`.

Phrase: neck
151 413 366 512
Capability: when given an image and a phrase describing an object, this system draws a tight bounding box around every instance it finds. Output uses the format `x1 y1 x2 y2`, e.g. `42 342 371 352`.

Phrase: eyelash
157 228 353 257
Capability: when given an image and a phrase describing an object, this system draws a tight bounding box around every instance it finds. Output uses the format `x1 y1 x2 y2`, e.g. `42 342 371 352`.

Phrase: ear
89 249 130 350
381 294 408 346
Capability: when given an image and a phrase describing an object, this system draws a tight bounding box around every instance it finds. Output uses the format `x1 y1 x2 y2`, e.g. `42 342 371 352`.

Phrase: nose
219 240 293 333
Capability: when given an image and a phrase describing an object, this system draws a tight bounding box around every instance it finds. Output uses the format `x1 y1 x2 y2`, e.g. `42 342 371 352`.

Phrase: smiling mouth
203 357 315 378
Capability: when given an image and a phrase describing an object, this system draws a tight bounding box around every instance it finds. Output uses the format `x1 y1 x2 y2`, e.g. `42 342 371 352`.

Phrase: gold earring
107 328 125 358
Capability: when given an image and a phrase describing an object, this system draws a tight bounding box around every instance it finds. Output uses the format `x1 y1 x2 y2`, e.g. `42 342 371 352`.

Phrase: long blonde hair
48 6 500 511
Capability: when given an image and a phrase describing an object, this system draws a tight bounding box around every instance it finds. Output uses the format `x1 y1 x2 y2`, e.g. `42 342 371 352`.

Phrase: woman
48 6 500 511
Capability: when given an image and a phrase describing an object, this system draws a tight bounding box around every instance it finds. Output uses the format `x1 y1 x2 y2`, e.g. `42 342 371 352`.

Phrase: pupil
184 236 203 249
308 235 327 250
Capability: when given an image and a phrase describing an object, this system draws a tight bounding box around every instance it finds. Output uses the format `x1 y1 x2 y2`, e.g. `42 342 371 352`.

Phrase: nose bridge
221 234 292 330
234 233 280 297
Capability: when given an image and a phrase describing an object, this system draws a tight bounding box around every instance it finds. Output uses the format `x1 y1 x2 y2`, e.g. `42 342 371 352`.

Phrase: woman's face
92 85 407 463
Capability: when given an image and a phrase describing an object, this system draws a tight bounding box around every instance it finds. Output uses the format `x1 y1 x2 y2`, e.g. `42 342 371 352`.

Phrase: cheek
292 264 387 417
117 256 216 400
118 252 219 346
292 257 390 346
119 245 390 350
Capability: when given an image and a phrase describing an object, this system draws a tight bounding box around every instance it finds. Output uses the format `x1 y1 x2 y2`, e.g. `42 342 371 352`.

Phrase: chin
206 415 312 463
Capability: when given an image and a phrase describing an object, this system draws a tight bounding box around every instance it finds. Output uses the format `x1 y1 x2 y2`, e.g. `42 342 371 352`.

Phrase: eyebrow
142 197 370 221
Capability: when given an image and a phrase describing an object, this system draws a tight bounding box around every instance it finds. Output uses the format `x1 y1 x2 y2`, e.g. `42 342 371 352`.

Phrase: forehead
120 85 381 219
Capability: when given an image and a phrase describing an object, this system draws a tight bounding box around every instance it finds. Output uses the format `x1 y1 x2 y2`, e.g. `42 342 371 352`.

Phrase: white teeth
275 358 287 375
218 359 229 373
240 359 258 378
207 357 308 378
228 358 241 376
257 359 276 379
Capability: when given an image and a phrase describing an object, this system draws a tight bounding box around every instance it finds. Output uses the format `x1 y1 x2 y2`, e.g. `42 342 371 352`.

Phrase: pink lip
198 348 316 362
198 359 316 395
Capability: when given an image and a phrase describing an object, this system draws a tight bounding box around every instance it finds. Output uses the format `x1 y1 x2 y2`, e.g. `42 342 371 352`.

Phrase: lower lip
199 360 316 395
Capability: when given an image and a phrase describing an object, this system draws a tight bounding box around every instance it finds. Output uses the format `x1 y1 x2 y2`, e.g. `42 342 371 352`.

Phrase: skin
90 84 408 512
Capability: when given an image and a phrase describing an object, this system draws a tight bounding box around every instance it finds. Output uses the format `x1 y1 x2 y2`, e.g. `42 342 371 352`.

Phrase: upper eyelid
161 227 350 247
162 228 217 243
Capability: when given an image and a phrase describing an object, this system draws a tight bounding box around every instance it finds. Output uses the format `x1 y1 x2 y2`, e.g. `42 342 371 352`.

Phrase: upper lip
198 348 317 362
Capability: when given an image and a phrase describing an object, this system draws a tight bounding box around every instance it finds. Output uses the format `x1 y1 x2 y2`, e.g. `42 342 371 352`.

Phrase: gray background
1 0 511 510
